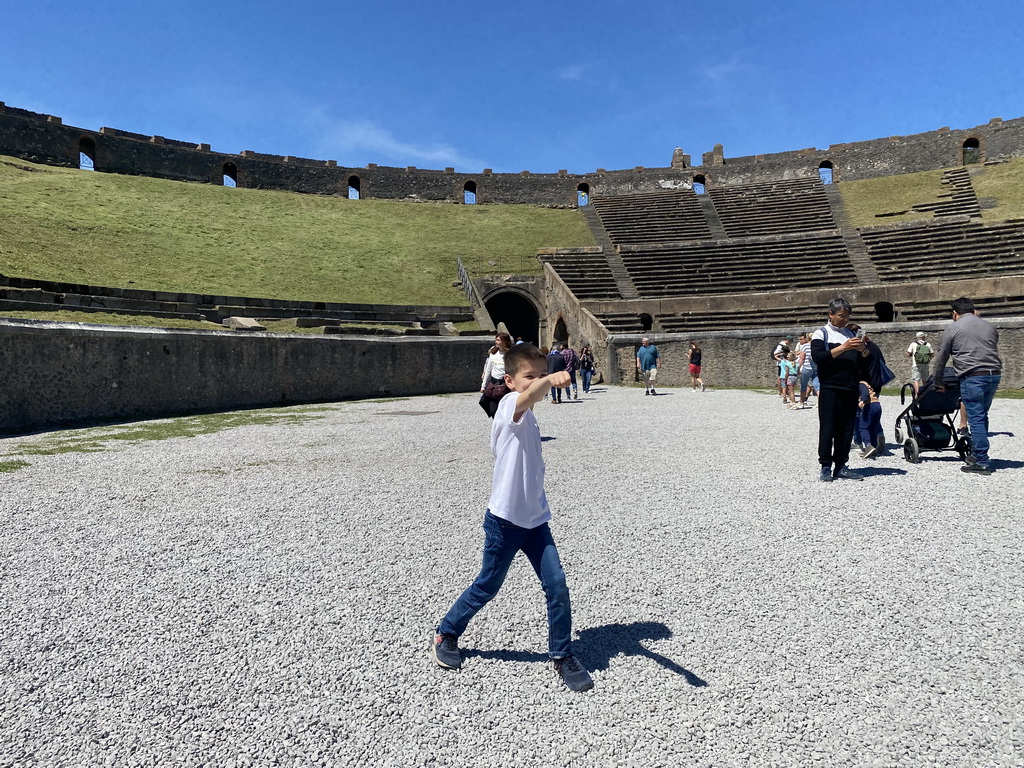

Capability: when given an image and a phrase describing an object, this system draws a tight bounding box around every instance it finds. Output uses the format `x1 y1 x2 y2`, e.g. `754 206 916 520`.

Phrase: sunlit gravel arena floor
2 386 1023 767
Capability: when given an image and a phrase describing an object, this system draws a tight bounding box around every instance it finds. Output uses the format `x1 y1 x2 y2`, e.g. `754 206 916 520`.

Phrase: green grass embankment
0 155 594 306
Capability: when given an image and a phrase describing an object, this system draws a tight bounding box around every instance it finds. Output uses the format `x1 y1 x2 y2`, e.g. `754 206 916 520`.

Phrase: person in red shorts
687 340 705 392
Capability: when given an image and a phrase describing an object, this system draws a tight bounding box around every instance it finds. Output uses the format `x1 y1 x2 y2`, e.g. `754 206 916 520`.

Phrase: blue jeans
856 402 883 447
960 374 1000 463
581 369 593 392
439 511 573 658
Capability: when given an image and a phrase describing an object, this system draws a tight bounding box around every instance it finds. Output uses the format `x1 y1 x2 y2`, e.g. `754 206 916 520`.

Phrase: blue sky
2 0 1022 174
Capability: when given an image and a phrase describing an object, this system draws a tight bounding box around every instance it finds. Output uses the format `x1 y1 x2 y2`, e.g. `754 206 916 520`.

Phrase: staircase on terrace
579 204 639 299
910 167 982 219
823 184 879 284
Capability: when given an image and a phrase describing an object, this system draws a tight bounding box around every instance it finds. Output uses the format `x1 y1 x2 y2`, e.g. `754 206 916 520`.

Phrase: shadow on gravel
991 459 1024 470
857 467 908 477
575 621 707 687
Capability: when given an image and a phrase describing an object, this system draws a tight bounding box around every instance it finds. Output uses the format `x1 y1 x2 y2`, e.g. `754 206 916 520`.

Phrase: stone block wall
0 320 488 434
3 103 1022 205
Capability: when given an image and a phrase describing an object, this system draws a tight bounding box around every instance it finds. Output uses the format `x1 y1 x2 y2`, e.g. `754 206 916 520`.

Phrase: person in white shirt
905 331 933 395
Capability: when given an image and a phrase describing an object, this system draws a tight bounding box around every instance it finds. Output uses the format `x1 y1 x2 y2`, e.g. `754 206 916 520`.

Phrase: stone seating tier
538 252 621 299
618 233 856 298
862 219 1024 282
708 177 837 238
590 190 712 244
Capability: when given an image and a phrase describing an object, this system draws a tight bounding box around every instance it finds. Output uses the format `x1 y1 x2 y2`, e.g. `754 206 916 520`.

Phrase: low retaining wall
0 320 486 434
608 318 1024 390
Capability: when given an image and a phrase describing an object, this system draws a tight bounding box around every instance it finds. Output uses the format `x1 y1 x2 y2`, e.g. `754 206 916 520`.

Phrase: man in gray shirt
932 297 1002 475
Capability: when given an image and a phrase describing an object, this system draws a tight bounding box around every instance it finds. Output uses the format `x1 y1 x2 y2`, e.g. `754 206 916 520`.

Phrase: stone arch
222 162 238 187
79 136 96 171
483 288 541 344
552 316 569 347
962 137 982 165
639 313 654 331
873 301 895 322
818 160 834 184
692 174 706 194
464 180 477 205
347 175 361 200
577 183 590 207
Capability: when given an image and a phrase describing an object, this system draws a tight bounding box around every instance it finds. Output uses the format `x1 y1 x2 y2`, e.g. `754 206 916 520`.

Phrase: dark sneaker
644 390 650 396
432 633 462 670
862 445 879 459
650 389 657 395
834 465 864 481
554 655 593 692
818 466 833 483
961 462 993 475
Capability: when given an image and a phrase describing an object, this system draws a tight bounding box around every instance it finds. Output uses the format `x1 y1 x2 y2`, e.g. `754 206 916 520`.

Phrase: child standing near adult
784 352 800 410
432 344 594 692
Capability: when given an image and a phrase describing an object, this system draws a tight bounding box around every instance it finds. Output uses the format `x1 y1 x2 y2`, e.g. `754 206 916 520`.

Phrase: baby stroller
894 367 972 464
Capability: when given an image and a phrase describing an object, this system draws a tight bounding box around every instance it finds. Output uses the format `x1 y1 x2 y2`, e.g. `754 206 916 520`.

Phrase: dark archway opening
79 137 96 171
484 292 540 345
464 180 477 204
223 162 238 187
818 161 834 184
874 301 895 322
577 183 590 207
692 174 706 194
639 313 654 331
963 138 981 165
553 317 569 347
348 175 361 199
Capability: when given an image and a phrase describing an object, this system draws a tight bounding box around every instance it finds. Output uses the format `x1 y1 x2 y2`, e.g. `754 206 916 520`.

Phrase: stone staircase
696 194 728 240
579 205 640 299
824 185 879 285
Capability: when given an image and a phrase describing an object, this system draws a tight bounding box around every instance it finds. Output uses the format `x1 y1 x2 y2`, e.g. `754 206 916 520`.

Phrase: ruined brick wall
3 102 1022 204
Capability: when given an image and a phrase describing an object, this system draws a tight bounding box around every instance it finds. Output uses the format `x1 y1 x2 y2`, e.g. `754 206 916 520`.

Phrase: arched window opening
818 161 834 184
577 183 590 207
79 137 96 171
222 162 237 188
483 291 540 344
692 175 706 195
553 317 569 347
348 175 361 200
873 301 895 322
639 313 654 332
963 138 981 165
464 180 477 205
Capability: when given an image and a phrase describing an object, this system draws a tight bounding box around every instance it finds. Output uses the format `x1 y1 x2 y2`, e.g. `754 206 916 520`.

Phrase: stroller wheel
955 434 973 460
894 425 904 444
903 438 920 464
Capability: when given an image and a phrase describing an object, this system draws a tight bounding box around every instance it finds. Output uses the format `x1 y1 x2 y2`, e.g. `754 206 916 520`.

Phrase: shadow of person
575 621 707 687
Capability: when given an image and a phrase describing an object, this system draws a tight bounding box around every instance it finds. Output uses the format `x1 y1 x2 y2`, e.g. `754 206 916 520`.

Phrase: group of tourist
636 338 705 395
811 296 1002 481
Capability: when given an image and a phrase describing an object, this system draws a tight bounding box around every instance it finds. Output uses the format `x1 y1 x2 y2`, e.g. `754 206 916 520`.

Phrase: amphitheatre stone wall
3 102 1023 205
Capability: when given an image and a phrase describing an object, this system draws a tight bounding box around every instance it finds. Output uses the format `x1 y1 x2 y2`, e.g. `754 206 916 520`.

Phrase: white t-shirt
487 391 550 529
482 352 506 386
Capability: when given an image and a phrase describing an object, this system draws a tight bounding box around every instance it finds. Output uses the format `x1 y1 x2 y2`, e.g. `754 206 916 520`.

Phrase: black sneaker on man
961 462 993 475
432 633 462 670
554 655 593 692
818 466 833 483
833 465 864 481
650 389 657 395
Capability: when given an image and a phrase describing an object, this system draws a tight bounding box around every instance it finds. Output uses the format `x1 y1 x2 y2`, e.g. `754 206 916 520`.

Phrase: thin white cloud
307 110 485 171
558 63 591 81
698 54 744 83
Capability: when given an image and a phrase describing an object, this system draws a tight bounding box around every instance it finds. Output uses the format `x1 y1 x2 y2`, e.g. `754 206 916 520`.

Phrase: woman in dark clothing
579 345 596 393
687 340 705 392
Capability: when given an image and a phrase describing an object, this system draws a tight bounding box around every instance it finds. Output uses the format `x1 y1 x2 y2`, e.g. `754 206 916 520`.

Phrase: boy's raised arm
514 371 571 421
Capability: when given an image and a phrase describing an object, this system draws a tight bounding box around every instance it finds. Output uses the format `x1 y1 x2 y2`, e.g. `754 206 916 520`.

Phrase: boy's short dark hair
504 343 545 378
951 297 976 315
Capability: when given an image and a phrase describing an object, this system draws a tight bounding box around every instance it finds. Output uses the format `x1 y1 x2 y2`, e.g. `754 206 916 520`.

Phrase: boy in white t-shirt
432 344 593 692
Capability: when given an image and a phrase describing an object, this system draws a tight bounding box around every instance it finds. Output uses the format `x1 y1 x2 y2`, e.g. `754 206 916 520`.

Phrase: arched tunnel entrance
484 291 540 345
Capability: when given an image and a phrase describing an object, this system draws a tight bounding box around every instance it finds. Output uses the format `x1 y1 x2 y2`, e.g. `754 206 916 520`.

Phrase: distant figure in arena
906 331 933 395
636 337 661 395
687 341 705 392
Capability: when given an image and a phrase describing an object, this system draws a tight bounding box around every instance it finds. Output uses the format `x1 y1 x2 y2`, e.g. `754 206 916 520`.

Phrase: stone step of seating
709 177 838 239
896 296 1024 321
0 286 200 316
0 297 206 321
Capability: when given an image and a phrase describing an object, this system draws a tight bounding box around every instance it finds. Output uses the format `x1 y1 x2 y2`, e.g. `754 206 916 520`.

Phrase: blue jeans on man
960 374 1000 464
581 369 593 393
438 511 572 658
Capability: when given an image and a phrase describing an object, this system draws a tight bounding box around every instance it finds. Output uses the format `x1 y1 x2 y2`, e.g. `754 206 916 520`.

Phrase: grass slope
839 157 1024 229
0 156 594 306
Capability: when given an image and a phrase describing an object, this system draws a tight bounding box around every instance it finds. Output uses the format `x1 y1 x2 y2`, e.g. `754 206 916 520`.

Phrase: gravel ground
2 385 1023 768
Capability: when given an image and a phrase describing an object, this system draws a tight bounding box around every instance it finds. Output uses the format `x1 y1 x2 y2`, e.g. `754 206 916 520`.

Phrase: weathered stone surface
222 317 265 331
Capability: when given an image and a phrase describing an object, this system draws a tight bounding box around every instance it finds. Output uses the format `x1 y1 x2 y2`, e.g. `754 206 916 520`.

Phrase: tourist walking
687 340 705 392
906 331 933 395
636 337 661 395
432 343 594 692
579 345 596 393
931 298 1002 474
796 332 816 408
479 333 512 418
547 344 568 403
560 343 580 399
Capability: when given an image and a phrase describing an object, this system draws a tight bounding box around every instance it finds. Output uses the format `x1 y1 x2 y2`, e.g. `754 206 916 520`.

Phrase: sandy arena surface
2 385 1023 767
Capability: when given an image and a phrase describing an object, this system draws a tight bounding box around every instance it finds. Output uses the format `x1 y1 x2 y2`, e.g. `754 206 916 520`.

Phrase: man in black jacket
810 298 872 482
